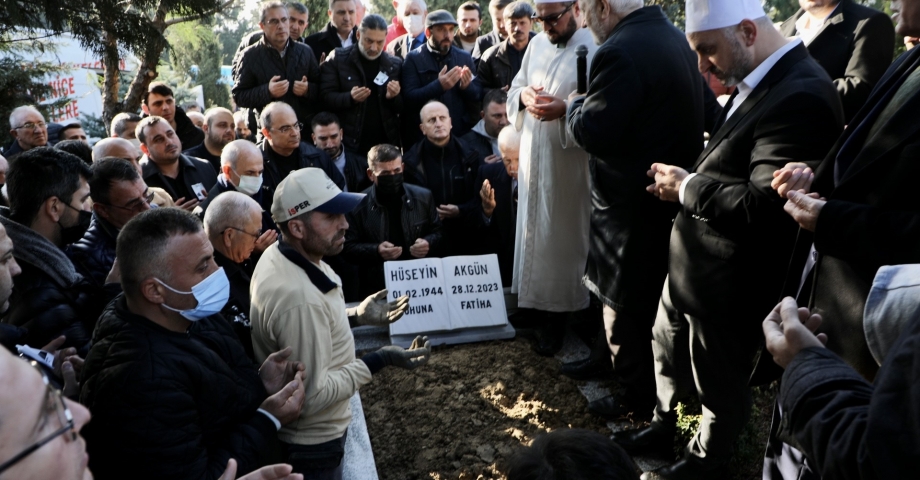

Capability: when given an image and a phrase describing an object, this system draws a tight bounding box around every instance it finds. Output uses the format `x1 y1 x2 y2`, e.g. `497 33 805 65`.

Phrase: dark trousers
603 304 656 412
651 278 760 466
282 430 348 480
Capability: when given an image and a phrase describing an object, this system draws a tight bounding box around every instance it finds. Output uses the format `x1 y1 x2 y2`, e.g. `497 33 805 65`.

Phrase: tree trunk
101 31 123 128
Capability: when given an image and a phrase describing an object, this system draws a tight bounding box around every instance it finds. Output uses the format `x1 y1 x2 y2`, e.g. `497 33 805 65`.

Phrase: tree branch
165 0 235 26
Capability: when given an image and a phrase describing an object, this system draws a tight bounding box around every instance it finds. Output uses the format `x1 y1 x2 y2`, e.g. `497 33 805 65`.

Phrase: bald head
221 139 262 172
420 101 452 146
204 191 264 263
93 137 141 163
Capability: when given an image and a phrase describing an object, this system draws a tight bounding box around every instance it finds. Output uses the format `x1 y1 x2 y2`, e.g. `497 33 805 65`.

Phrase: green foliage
154 65 205 106
674 400 702 453
0 38 70 148
166 21 231 108
79 112 108 139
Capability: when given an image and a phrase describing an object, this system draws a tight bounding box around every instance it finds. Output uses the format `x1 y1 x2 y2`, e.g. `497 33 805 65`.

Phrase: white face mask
403 14 424 37
234 171 263 196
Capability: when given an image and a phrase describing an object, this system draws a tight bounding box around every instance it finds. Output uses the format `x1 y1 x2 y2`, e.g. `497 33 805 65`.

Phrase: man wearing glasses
66 157 153 294
5 106 48 157
505 0 596 355
233 1 322 143
258 102 341 196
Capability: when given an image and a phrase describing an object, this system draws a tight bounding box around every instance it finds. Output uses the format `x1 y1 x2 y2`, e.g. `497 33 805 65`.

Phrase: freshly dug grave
360 338 612 480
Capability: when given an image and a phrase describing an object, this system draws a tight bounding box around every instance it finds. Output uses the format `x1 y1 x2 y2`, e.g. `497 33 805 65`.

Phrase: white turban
685 0 767 34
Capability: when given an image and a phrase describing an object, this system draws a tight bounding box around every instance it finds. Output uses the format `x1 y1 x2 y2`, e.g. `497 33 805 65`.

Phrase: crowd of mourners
1 0 920 478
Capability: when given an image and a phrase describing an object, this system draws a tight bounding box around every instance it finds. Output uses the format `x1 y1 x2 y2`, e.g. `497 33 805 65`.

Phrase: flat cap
426 10 458 28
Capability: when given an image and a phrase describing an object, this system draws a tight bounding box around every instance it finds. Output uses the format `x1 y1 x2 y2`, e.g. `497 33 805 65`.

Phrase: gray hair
204 107 234 128
399 0 427 12
203 191 262 240
111 112 142 137
220 139 260 171
360 13 389 32
497 125 522 152
8 105 43 129
286 1 308 14
259 102 293 132
261 1 287 23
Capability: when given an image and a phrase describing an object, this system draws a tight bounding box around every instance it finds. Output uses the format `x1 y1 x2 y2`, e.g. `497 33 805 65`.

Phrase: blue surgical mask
156 268 230 321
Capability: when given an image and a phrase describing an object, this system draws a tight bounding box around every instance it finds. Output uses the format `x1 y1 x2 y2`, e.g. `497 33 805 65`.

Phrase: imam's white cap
685 0 767 34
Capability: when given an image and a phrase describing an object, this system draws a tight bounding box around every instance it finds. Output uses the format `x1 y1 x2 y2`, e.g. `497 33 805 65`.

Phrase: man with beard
477 1 536 96
401 10 481 146
472 0 513 65
454 2 482 54
311 113 371 193
137 116 219 212
634 0 843 477
505 0 596 356
183 108 237 172
5 106 49 157
565 0 709 423
319 14 405 154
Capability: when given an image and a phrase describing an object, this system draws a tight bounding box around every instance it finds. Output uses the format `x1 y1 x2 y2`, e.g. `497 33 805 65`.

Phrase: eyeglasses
266 17 289 26
0 361 76 474
273 122 303 135
102 190 155 213
223 226 263 239
531 4 574 27
14 122 47 131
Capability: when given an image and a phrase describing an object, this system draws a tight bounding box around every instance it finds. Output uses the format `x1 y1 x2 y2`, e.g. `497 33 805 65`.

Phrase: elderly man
80 207 306 480
471 0 513 64
233 1 321 137
250 167 429 477
631 0 844 477
0 148 97 354
187 111 205 129
305 0 359 62
780 0 895 121
506 0 596 355
67 157 152 292
454 2 482 54
475 125 520 286
344 144 442 297
5 106 48 157
141 82 205 150
477 1 536 95
403 101 481 256
461 90 509 164
203 192 266 360
195 140 279 243
183 107 237 172
310 112 371 193
566 0 709 421
401 10 481 146
319 14 405 155
258 102 340 194
385 0 427 59
137 116 218 211
110 112 142 145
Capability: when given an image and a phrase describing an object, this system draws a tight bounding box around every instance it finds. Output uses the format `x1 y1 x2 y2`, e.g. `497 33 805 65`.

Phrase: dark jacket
232 37 321 129
780 0 895 122
778 46 920 381
319 45 404 153
459 127 494 162
343 183 442 297
567 6 708 314
476 33 536 95
0 212 99 355
669 43 843 325
401 44 482 145
471 30 501 66
182 142 222 173
778 311 920 480
472 162 515 286
214 250 256 361
66 213 118 290
259 141 342 194
173 107 205 151
339 150 373 193
140 153 218 202
304 23 357 63
80 296 279 480
194 175 276 235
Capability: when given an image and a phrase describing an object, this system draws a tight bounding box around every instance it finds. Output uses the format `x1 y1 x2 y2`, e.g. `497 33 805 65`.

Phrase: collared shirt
333 149 348 192
278 39 291 59
794 3 841 45
679 38 802 205
339 30 354 48
410 33 426 51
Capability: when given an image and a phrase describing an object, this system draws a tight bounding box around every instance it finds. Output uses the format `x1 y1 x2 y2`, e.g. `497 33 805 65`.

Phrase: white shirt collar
726 38 802 120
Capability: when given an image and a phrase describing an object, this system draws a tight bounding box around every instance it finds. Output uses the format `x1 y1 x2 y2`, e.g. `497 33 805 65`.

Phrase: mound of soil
361 338 611 480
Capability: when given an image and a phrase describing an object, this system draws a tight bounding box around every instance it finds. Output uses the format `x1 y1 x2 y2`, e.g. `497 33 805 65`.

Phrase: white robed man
506 0 597 355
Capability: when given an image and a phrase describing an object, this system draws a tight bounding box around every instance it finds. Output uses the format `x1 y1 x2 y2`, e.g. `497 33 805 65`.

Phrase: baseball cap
426 10 459 28
271 168 366 222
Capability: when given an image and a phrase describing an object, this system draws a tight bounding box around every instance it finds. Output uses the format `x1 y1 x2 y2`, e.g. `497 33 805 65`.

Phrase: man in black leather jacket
343 144 442 297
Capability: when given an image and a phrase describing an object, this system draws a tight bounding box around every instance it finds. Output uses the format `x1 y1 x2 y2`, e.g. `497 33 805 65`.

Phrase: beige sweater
250 243 373 445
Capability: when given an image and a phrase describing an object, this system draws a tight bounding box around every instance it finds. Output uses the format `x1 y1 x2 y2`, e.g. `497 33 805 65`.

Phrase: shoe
640 456 727 480
560 357 614 381
588 395 632 419
611 423 674 457
532 327 564 356
508 309 544 329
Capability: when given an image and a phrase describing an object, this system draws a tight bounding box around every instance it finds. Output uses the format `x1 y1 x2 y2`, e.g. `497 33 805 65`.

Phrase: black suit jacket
783 47 920 380
140 154 218 202
473 162 515 287
304 23 357 63
780 0 895 121
566 6 707 314
669 43 844 325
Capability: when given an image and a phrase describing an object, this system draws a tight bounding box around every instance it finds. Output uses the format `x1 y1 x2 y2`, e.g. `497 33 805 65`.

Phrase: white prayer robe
506 28 597 312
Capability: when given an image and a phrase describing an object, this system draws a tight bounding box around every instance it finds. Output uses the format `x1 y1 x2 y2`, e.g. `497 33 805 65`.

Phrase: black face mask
376 173 404 197
59 204 92 245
